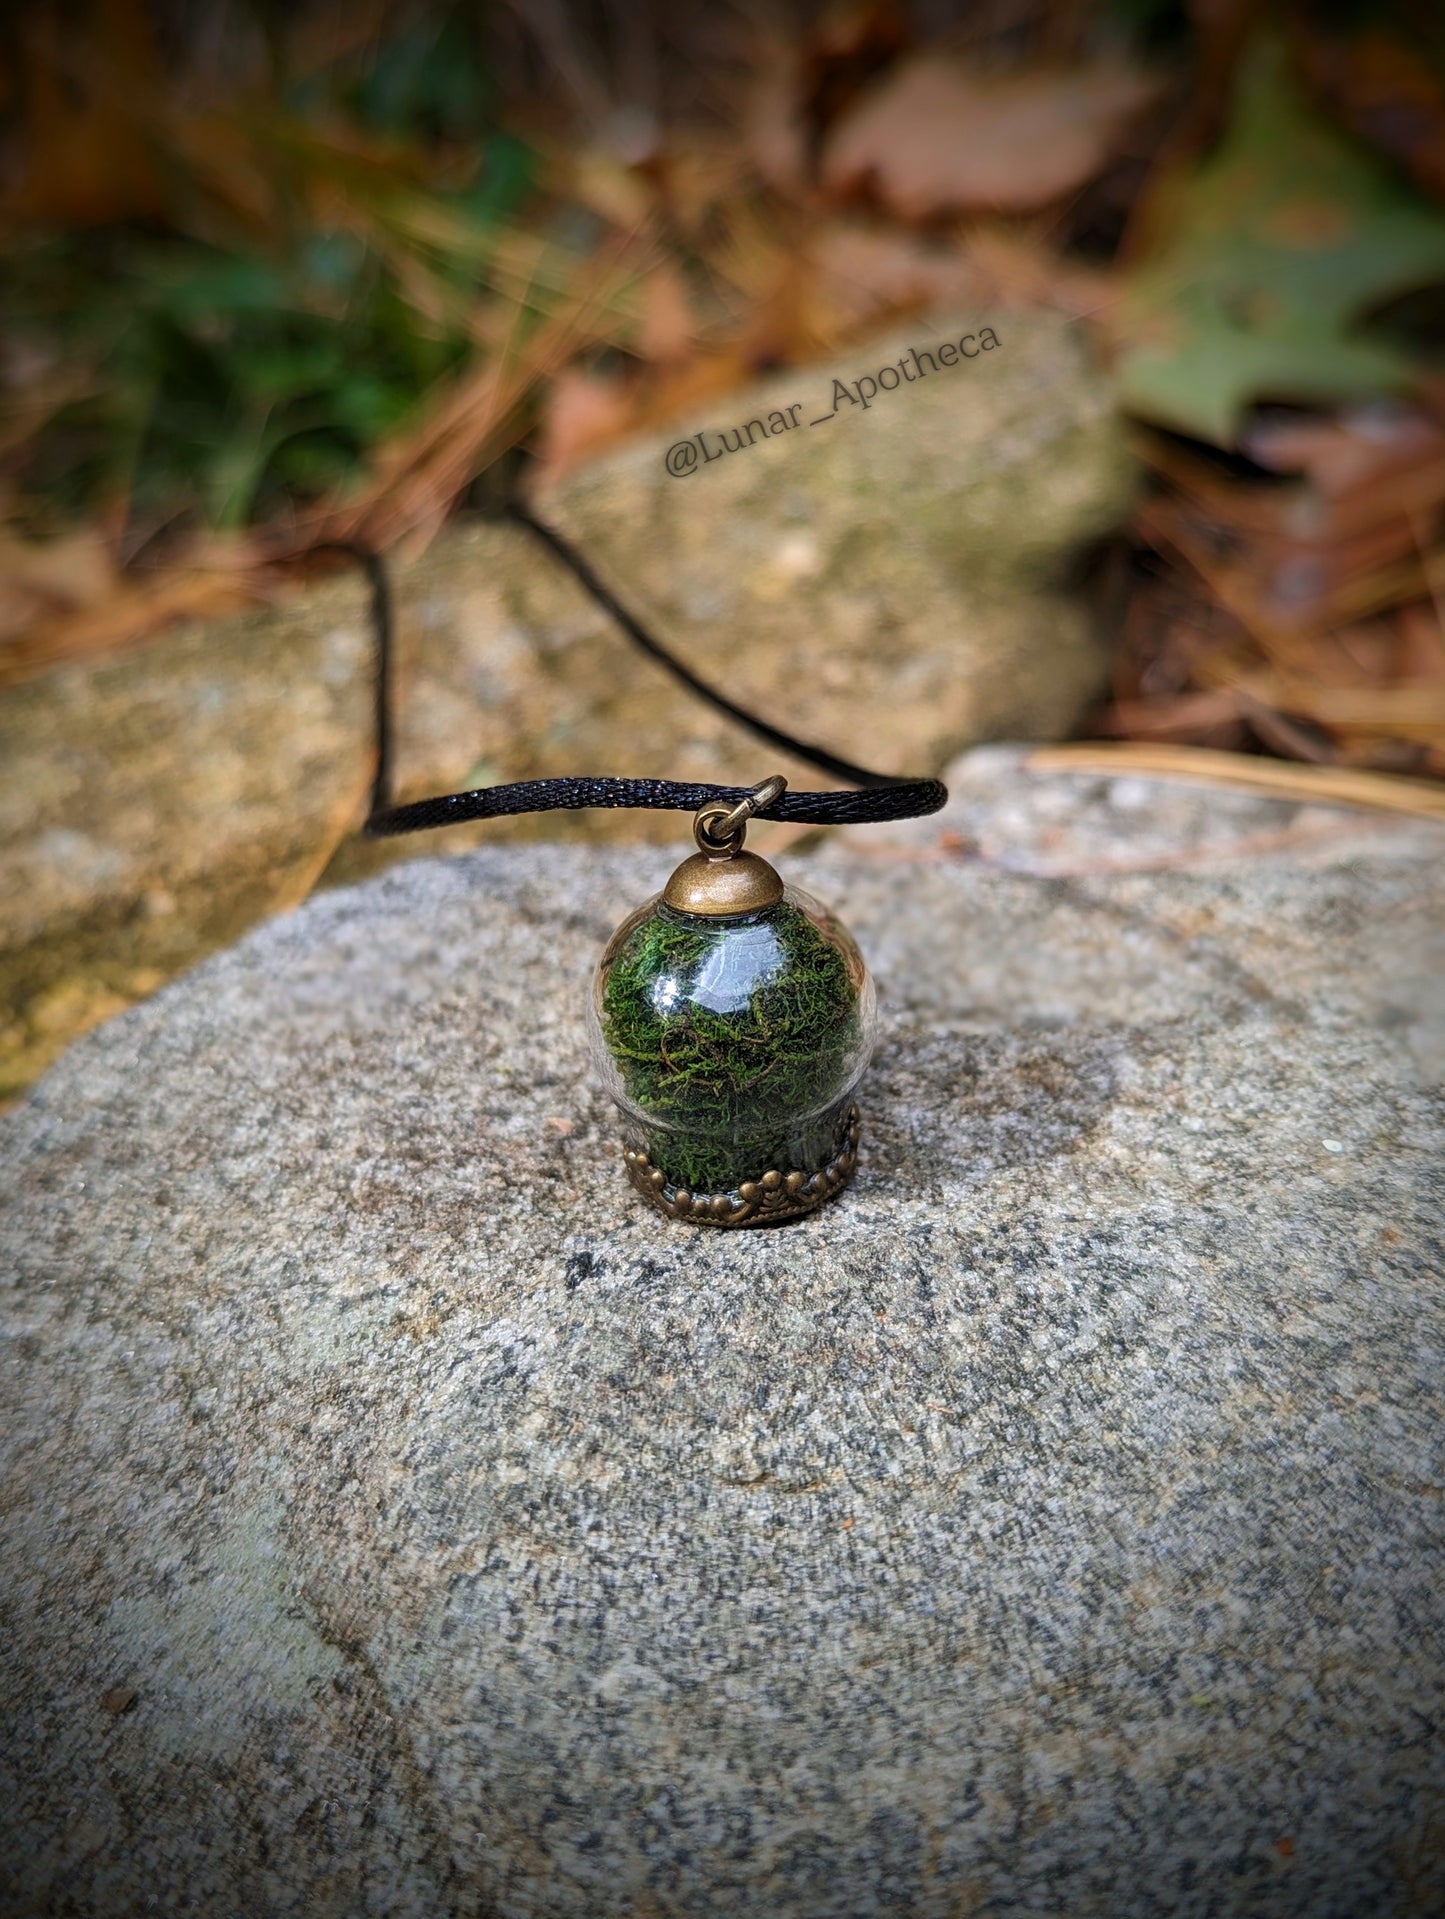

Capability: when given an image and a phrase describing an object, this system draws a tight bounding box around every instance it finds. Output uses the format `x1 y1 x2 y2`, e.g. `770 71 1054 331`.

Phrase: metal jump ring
693 775 787 856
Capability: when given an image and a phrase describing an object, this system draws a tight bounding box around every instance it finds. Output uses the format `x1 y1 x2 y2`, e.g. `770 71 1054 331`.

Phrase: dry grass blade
1237 680 1445 740
1029 742 1445 819
307 234 654 554
1134 494 1445 642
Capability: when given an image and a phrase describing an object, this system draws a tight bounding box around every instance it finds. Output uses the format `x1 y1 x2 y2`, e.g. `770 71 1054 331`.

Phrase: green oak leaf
1112 35 1445 446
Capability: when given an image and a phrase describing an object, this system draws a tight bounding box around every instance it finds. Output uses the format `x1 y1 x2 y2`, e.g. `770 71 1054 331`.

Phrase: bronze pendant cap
661 849 784 917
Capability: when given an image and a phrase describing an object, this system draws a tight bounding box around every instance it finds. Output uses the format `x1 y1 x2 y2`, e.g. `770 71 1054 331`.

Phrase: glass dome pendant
590 778 877 1228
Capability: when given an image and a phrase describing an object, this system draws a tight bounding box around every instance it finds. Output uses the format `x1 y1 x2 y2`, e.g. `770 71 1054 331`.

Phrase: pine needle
1028 743 1445 819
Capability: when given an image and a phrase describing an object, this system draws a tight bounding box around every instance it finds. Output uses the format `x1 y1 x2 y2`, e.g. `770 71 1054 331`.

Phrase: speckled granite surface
1 755 1441 1918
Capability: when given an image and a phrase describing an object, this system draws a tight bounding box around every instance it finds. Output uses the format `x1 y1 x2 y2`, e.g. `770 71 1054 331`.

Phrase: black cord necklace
349 500 947 837
324 487 948 1228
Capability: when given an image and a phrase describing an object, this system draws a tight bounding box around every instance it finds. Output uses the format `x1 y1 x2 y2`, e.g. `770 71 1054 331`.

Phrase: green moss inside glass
597 895 867 1193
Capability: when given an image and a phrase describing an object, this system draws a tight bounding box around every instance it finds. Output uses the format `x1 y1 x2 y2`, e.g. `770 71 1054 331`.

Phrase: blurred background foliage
2 0 544 550
2 0 1445 776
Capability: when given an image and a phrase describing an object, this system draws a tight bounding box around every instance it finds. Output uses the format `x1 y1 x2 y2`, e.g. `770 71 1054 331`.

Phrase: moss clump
600 900 861 1191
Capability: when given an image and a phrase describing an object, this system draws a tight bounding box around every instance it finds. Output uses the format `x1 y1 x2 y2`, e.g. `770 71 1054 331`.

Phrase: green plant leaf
7 229 473 532
1112 34 1445 445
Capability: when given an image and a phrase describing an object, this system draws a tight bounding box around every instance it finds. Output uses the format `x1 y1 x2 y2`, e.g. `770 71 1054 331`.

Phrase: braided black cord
326 504 947 838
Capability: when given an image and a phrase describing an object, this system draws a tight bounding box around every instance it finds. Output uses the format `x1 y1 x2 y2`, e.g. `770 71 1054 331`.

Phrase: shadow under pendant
590 781 876 1227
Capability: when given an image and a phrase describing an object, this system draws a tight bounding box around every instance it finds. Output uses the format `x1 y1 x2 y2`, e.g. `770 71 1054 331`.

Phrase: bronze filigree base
622 1106 860 1228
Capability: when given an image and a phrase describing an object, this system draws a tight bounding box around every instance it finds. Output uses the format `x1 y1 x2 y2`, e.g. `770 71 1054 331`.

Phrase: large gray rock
3 753 1440 1919
533 308 1131 775
1 306 1132 1100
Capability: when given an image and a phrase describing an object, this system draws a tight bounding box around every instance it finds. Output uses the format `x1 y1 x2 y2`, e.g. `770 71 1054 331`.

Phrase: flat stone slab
2 753 1441 1918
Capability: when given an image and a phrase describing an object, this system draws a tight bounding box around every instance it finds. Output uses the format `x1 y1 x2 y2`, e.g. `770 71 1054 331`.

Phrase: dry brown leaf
538 370 637 473
3 1 168 227
0 557 257 690
629 347 761 434
809 223 983 330
801 1 910 142
1241 405 1445 500
821 54 1159 219
731 245 838 367
0 529 119 643
742 56 810 193
638 262 696 364
961 226 1116 318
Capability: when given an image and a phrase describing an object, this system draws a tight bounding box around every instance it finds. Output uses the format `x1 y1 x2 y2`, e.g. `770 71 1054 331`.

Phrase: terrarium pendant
590 779 876 1227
